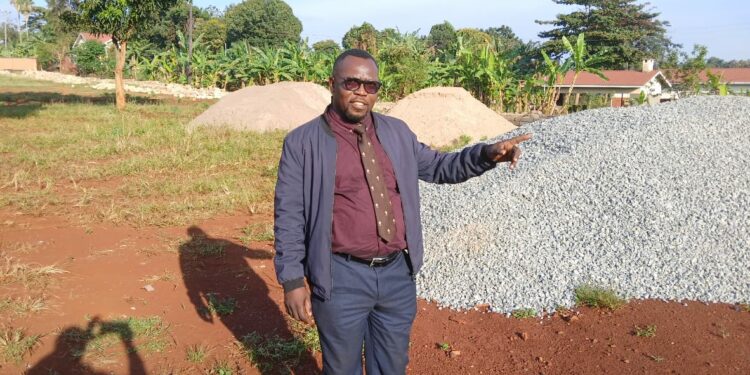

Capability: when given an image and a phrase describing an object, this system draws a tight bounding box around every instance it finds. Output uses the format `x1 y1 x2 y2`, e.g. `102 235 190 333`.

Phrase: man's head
329 49 380 123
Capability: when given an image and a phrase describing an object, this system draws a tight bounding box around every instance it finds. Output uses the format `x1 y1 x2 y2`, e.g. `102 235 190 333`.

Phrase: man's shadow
179 226 319 374
26 317 147 374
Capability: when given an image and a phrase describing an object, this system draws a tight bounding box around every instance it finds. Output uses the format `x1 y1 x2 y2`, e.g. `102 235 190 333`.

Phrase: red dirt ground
1 210 748 374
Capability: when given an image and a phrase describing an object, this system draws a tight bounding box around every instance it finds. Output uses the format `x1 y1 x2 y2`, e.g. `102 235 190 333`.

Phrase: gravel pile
417 96 750 314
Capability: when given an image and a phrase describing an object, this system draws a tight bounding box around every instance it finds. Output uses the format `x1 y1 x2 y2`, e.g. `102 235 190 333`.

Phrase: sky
2 0 749 60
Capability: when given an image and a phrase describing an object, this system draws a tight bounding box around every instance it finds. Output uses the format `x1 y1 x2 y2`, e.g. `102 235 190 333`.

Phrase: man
274 49 531 374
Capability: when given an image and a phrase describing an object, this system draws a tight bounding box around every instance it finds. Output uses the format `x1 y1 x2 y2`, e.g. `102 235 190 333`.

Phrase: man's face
329 56 379 123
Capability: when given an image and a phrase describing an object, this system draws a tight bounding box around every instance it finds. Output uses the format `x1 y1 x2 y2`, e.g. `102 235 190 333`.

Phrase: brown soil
1 211 748 374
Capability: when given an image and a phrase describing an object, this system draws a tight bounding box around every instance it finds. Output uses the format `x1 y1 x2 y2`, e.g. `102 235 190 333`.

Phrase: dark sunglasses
337 77 382 94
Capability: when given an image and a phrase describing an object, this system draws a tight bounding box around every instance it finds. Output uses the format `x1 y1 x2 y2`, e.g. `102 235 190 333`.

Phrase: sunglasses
337 77 382 94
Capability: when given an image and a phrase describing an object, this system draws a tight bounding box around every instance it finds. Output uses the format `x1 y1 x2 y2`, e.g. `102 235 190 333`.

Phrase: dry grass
0 296 47 316
0 254 67 289
0 326 41 364
1 75 285 227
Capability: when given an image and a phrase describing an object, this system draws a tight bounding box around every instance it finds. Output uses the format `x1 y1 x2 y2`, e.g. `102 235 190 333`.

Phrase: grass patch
185 343 209 364
0 296 46 316
574 284 626 310
180 237 226 259
208 360 235 375
0 255 66 289
205 293 237 316
0 327 41 364
1 77 285 226
436 134 472 152
63 316 170 360
634 324 657 338
238 332 310 373
240 222 274 243
511 308 537 319
290 320 321 354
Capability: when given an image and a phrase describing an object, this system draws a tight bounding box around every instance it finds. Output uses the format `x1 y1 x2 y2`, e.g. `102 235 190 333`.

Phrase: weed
185 344 209 364
574 284 626 310
239 332 307 372
206 294 237 316
0 327 41 364
0 255 66 289
437 134 472 152
647 354 664 362
240 222 274 243
511 308 537 319
208 360 234 375
634 324 657 338
181 238 225 258
0 296 46 316
290 320 321 353
437 342 452 352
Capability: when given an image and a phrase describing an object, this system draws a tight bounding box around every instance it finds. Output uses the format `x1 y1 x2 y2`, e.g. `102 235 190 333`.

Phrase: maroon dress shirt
324 106 408 258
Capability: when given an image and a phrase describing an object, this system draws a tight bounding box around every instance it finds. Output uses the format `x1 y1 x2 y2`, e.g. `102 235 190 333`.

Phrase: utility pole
186 0 194 85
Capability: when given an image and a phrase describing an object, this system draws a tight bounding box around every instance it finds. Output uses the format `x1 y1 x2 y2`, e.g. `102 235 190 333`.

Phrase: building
555 60 676 107
669 68 750 94
73 32 114 49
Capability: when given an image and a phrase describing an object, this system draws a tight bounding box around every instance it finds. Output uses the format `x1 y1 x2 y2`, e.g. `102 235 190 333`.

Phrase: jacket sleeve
415 139 497 184
273 136 307 291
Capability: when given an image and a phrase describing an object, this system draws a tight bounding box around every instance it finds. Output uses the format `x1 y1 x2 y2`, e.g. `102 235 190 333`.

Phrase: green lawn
0 75 285 226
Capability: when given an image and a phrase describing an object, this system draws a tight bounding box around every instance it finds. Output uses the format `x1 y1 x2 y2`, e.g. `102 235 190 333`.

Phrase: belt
335 250 402 267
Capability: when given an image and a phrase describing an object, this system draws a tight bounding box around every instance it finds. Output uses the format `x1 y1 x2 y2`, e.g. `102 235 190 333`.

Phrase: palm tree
10 0 32 42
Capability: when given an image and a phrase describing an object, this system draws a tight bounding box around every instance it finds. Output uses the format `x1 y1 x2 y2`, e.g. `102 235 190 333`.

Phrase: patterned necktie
352 123 395 242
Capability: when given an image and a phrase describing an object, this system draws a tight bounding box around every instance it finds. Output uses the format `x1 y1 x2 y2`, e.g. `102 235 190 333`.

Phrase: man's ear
328 77 335 93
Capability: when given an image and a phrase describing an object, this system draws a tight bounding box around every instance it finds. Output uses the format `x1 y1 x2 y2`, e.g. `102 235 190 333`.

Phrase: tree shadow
179 226 320 374
0 92 165 119
26 316 147 375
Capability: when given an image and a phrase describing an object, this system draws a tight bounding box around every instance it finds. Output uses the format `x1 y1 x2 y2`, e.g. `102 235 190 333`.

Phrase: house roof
77 32 113 44
700 68 750 84
555 70 668 88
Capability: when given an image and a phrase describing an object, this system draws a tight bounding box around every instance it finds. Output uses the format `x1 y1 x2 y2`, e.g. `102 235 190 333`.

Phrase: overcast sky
2 0 748 60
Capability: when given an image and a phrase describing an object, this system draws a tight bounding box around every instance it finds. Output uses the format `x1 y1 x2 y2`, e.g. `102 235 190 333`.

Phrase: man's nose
353 83 368 95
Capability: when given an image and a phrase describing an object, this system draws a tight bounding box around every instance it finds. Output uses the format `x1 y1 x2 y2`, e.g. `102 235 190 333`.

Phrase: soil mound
189 81 330 131
387 87 516 146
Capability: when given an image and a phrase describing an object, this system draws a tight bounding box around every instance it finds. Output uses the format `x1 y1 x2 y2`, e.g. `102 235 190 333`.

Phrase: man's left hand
484 133 533 169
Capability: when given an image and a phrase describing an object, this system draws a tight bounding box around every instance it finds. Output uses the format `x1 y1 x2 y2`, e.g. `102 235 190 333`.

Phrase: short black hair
332 49 379 76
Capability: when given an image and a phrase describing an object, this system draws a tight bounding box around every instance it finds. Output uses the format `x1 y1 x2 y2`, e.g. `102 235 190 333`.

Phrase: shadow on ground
0 92 165 118
179 226 320 374
26 316 147 375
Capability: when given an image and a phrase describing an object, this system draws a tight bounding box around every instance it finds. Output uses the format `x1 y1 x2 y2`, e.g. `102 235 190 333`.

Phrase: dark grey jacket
273 112 496 300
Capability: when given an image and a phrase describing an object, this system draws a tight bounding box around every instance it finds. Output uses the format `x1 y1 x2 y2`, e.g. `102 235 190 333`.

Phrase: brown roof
668 68 750 84
78 32 112 43
556 70 665 88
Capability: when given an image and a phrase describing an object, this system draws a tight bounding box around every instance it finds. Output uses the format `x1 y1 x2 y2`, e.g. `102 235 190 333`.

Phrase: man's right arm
274 137 312 324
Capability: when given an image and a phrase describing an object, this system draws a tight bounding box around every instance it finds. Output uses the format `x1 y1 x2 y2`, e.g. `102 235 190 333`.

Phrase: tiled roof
78 32 113 43
667 68 750 84
556 70 665 88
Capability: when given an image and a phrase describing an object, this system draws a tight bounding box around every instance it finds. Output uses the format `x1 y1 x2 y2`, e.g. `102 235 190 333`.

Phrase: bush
73 40 107 76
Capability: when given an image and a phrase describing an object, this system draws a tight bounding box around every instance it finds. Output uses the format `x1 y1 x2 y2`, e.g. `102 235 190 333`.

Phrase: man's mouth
350 101 368 110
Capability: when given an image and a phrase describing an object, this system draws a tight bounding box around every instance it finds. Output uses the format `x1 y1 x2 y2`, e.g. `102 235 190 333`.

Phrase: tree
559 33 607 110
312 39 340 55
63 0 177 110
482 26 522 54
225 0 301 48
342 22 379 55
426 21 457 61
455 28 492 50
10 0 33 41
536 0 678 69
73 39 106 75
195 18 227 52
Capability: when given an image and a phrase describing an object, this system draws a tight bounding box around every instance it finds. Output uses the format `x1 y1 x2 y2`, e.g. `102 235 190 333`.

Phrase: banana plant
560 33 608 111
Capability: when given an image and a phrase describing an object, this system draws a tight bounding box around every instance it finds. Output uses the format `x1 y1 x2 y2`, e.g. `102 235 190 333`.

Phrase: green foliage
63 0 176 44
0 327 41 364
73 40 107 76
240 332 307 372
537 0 678 69
195 18 228 52
342 22 379 54
456 28 492 50
427 21 457 60
574 284 626 310
634 324 657 338
377 31 431 99
511 308 537 319
206 293 237 316
312 39 341 55
225 0 302 48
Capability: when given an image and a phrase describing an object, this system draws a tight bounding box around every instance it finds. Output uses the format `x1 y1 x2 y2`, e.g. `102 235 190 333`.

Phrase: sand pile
189 81 330 131
386 87 516 147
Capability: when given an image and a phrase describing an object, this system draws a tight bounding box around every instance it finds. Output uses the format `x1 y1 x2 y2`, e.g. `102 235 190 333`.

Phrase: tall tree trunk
186 1 193 85
114 40 127 111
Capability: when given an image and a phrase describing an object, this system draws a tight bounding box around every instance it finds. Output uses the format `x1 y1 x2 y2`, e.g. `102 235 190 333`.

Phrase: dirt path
1 212 748 374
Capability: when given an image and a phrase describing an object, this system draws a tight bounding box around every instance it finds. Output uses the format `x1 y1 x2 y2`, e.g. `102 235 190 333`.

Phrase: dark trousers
312 251 417 375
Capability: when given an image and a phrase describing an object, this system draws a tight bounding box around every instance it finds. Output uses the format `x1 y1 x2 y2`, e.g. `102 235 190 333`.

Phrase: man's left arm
416 133 532 183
